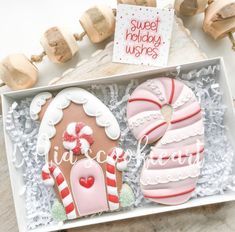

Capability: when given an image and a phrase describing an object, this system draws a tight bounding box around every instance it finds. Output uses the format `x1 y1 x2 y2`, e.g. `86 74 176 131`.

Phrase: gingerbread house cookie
30 88 129 220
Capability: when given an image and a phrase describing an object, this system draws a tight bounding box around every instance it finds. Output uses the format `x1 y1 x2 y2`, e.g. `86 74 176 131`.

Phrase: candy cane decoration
62 122 94 155
106 147 128 211
41 163 77 219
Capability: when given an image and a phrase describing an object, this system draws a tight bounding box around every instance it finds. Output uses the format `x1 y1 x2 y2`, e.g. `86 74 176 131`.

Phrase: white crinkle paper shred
5 99 56 230
177 65 235 197
5 64 235 229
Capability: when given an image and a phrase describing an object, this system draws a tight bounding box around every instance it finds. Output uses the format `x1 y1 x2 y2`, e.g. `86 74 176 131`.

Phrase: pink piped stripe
144 187 195 199
171 109 201 124
145 122 167 136
168 79 175 104
128 98 162 109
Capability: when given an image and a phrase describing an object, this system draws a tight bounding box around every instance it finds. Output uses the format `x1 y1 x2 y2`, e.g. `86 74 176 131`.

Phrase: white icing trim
30 92 52 120
128 110 163 129
37 88 120 158
140 163 201 185
160 120 204 145
172 85 195 109
144 79 166 102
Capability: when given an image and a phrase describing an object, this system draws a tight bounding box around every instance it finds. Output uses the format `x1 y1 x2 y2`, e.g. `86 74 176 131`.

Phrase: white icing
63 122 93 154
107 186 119 195
42 164 54 186
80 138 90 154
144 79 166 102
107 155 115 165
114 148 127 171
36 133 51 157
108 202 119 211
66 210 77 220
63 140 76 150
59 181 67 190
37 88 120 158
140 162 201 185
30 92 52 120
53 167 61 178
128 110 163 129
80 125 93 135
43 178 55 186
117 161 128 171
115 147 124 156
172 85 195 109
67 122 77 136
63 194 74 206
160 120 204 145
106 171 116 179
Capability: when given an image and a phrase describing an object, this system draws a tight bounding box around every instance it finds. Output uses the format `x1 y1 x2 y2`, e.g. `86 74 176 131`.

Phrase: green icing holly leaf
120 183 135 208
51 199 67 222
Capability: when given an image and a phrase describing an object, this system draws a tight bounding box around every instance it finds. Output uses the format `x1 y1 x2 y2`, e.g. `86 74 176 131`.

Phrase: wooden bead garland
174 0 235 51
117 0 156 7
0 5 116 90
0 54 38 90
40 27 79 64
175 0 208 16
203 0 235 43
0 1 158 91
80 5 116 43
1 1 235 91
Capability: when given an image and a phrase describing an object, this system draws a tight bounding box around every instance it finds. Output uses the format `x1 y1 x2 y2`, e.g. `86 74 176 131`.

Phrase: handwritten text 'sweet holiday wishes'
113 4 174 67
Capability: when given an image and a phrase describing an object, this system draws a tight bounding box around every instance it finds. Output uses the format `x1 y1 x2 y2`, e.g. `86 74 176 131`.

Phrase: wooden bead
0 54 38 90
203 0 235 39
117 0 156 7
40 27 78 63
80 5 115 43
175 0 207 16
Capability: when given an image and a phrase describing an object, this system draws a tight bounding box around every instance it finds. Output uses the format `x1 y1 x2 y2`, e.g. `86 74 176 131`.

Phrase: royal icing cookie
126 77 204 205
30 88 129 220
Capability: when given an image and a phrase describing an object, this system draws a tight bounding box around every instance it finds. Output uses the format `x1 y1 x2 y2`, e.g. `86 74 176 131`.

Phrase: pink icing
126 77 204 205
70 159 108 216
138 120 168 144
141 177 198 205
159 77 184 103
170 102 202 130
128 110 166 144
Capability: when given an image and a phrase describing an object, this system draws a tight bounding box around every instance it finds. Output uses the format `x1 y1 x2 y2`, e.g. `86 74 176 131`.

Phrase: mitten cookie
30 88 128 220
127 77 204 205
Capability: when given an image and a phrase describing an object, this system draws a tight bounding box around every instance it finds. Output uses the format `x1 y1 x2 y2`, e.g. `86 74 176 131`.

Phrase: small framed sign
113 4 174 67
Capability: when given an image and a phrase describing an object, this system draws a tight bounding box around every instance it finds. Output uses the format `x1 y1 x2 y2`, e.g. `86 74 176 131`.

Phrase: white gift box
2 57 235 232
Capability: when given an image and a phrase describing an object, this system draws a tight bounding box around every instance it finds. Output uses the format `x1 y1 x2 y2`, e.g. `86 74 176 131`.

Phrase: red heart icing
79 176 95 188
